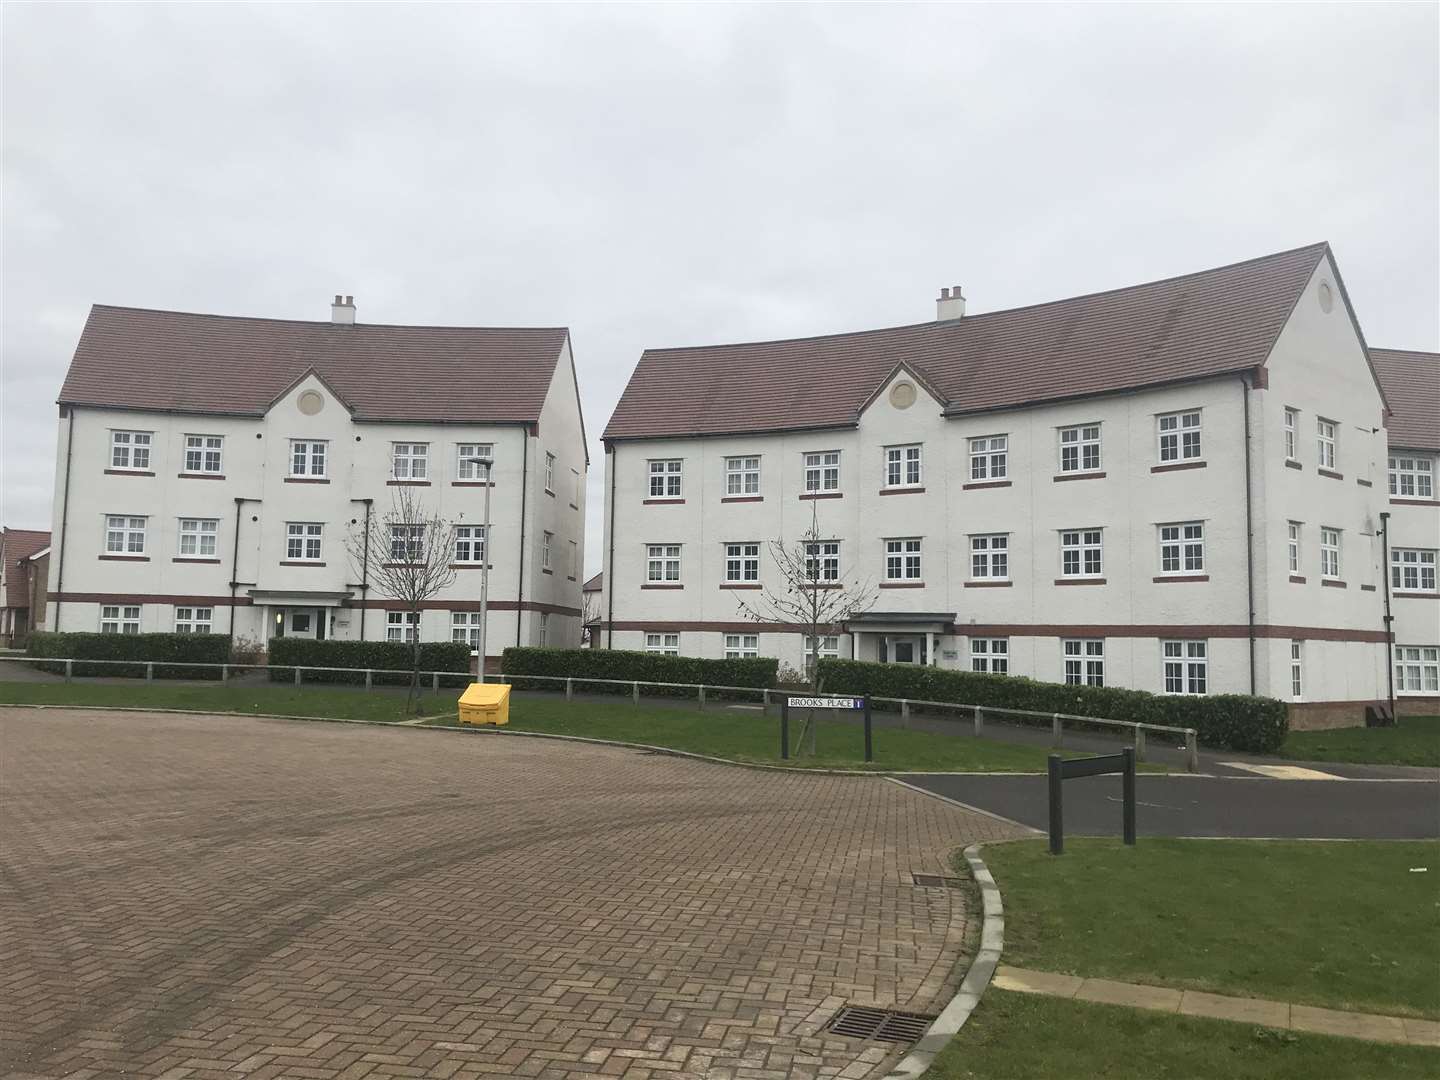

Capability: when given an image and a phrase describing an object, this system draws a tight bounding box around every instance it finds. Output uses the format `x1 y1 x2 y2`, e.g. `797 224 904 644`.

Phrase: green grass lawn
1279 715 1440 768
927 990 1439 1080
980 837 1440 1018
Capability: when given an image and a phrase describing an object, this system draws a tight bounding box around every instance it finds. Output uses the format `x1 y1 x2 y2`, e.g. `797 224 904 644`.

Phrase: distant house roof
1372 348 1440 451
59 305 570 424
2 528 50 608
604 243 1334 441
582 572 603 593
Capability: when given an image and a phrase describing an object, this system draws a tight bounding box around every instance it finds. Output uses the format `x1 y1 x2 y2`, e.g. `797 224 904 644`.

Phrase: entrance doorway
880 635 927 665
270 607 326 641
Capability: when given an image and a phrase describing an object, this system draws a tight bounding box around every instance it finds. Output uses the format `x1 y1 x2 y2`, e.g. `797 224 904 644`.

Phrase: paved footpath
0 707 1026 1080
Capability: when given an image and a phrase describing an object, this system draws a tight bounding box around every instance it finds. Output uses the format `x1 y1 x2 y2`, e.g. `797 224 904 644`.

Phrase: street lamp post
464 456 494 683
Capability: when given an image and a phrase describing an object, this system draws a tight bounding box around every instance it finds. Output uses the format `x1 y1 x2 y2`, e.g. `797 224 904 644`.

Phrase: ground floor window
100 605 141 634
725 633 759 659
971 638 1009 674
803 635 839 676
645 632 679 655
1163 640 1207 694
452 612 482 649
174 606 213 634
1290 641 1303 699
539 612 549 646
1063 639 1104 686
386 611 420 643
1395 646 1439 694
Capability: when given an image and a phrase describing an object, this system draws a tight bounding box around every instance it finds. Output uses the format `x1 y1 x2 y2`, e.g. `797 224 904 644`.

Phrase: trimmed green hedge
26 631 232 679
815 658 1288 753
267 638 473 687
500 647 778 699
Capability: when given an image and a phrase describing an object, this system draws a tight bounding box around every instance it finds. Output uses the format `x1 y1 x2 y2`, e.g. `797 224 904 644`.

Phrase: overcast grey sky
3 2 1437 571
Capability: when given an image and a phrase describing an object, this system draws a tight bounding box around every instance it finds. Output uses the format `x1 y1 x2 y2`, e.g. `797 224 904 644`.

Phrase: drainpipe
1380 511 1396 722
350 497 373 640
51 407 76 630
1241 375 1257 695
515 428 530 646
228 497 260 643
606 442 617 649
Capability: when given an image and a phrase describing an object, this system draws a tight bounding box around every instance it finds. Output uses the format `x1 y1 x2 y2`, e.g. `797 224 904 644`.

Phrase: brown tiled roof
3 528 50 608
603 243 1331 440
582 572 603 593
1372 348 1440 451
59 306 570 423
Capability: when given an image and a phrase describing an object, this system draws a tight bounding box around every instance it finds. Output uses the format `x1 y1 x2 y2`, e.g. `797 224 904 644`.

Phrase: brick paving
0 708 1025 1079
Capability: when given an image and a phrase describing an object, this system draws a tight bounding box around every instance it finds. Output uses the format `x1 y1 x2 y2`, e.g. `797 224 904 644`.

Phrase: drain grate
911 872 965 889
825 1005 936 1044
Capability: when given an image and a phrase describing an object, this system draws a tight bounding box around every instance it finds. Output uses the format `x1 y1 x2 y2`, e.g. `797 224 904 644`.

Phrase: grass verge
1278 716 1440 768
981 837 1440 1018
927 989 1438 1079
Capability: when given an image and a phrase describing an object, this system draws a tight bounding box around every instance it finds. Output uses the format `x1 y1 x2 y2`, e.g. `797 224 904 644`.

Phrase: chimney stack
331 294 356 325
936 284 966 322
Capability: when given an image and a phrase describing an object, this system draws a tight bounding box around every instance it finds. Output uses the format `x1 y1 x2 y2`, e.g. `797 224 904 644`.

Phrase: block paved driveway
0 708 1025 1080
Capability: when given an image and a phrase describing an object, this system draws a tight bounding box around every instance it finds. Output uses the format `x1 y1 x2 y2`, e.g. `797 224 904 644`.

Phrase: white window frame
970 534 1009 580
286 522 323 562
178 517 219 558
456 443 495 480
109 430 153 471
104 515 147 555
1063 639 1105 686
1391 548 1438 593
724 455 762 496
971 638 1009 674
1163 640 1208 695
1158 521 1205 575
648 459 683 500
1060 528 1103 578
725 542 760 582
389 524 425 563
724 633 759 659
968 435 1008 481
386 611 420 643
1316 417 1336 470
1157 410 1202 463
884 538 922 581
454 525 486 565
803 540 840 582
1320 527 1341 580
803 451 840 493
1290 641 1304 700
452 612 484 651
884 444 923 489
1283 407 1298 461
539 612 549 646
542 531 553 571
571 467 581 506
645 632 680 656
174 606 213 634
545 452 557 493
289 439 327 478
100 604 142 634
646 544 681 583
569 539 578 578
182 434 224 475
391 442 429 480
1287 522 1301 574
1058 424 1101 474
1389 455 1435 499
1395 645 1440 695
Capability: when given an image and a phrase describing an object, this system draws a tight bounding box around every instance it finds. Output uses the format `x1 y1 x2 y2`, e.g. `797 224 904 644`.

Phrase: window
174 606 213 634
1316 418 1336 469
645 632 680 655
1395 646 1440 694
456 443 494 480
178 518 218 558
454 525 486 564
110 430 152 470
183 434 223 474
1158 522 1205 574
1058 424 1101 473
970 534 1008 580
885 538 922 581
1157 410 1202 462
803 540 840 582
725 542 760 582
1060 529 1103 577
386 611 420 643
1163 640 1208 694
803 451 840 493
389 524 425 563
1391 549 1438 593
571 468 581 506
1389 455 1435 499
104 515 147 555
542 531 553 570
804 635 840 677
646 544 681 582
648 459 682 499
969 435 1008 481
971 638 1009 674
539 612 549 646
569 539 578 578
1283 408 1298 460
1063 639 1104 686
452 612 483 649
545 452 556 493
290 440 327 477
725 633 759 659
1320 527 1341 579
725 455 761 496
885 445 923 488
391 442 428 480
1290 641 1303 699
100 605 141 634
1288 522 1301 574
286 522 323 561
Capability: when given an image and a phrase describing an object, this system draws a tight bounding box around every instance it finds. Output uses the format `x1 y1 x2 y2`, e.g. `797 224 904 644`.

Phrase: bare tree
347 486 457 712
581 588 603 647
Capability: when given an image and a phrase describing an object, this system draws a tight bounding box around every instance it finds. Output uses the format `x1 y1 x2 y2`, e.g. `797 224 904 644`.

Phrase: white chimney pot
331 294 356 325
935 285 966 322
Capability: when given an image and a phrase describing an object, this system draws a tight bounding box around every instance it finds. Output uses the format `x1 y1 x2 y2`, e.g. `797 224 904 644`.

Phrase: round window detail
889 381 917 410
297 389 325 415
1317 282 1334 314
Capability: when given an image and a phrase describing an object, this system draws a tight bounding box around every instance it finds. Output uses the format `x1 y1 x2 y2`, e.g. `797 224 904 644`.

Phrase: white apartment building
600 243 1432 727
46 297 588 664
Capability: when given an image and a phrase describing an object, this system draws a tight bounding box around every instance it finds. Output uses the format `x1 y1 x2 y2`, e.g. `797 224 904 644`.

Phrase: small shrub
500 647 777 699
267 638 472 687
27 631 232 679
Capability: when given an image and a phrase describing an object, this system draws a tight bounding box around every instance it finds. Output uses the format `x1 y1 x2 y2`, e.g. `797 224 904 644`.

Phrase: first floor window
725 633 759 659
1157 410 1202 462
1063 639 1104 686
971 638 1009 674
542 531 553 570
1163 640 1208 694
970 534 1008 579
183 434 224 474
100 605 142 634
1391 548 1438 593
1158 522 1205 574
1059 424 1101 473
392 442 429 480
386 611 420 643
647 544 681 582
969 435 1007 480
1389 455 1435 499
390 524 425 563
456 442 495 480
1320 527 1341 579
1060 529 1103 577
1283 407 1298 460
174 606 213 634
646 632 680 655
804 450 840 493
885 538 922 581
178 517 218 557
110 429 152 470
725 542 760 582
885 444 923 488
725 455 761 496
1290 641 1304 699
454 525 486 564
1395 646 1440 694
648 458 682 498
287 522 323 561
452 612 483 649
290 439 327 477
1288 522 1302 574
105 515 147 554
804 540 840 582
539 612 549 646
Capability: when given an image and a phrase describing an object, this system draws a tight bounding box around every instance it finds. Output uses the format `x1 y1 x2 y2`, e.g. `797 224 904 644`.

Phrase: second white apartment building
600 243 1437 726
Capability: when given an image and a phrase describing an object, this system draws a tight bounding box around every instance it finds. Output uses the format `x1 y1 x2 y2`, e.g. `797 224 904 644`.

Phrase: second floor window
804 540 840 582
1288 522 1302 574
1320 527 1341 579
454 525 486 564
1063 639 1105 686
725 542 760 582
1158 522 1205 574
178 518 218 557
105 515 147 555
545 452 556 493
286 522 323 561
885 445 922 488
456 443 494 480
1060 529 1103 578
969 435 1008 480
885 538 922 581
1390 455 1434 499
392 443 428 479
649 459 682 499
390 524 425 562
290 440 327 477
971 534 1008 579
725 456 761 496
110 430 152 471
804 451 840 493
183 435 223 474
646 544 681 582
1059 424 1101 473
1157 410 1202 462
1391 548 1438 593
1284 408 1298 460
1316 418 1336 469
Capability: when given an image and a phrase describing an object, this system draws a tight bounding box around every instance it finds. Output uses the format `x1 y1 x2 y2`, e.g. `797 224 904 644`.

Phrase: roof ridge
1371 346 1440 358
88 304 569 335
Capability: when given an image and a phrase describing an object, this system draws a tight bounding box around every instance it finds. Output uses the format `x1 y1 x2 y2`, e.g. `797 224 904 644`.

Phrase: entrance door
270 607 321 640
881 635 927 664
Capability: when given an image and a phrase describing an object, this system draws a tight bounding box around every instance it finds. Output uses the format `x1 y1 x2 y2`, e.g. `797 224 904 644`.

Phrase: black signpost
780 695 871 761
1047 747 1136 855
